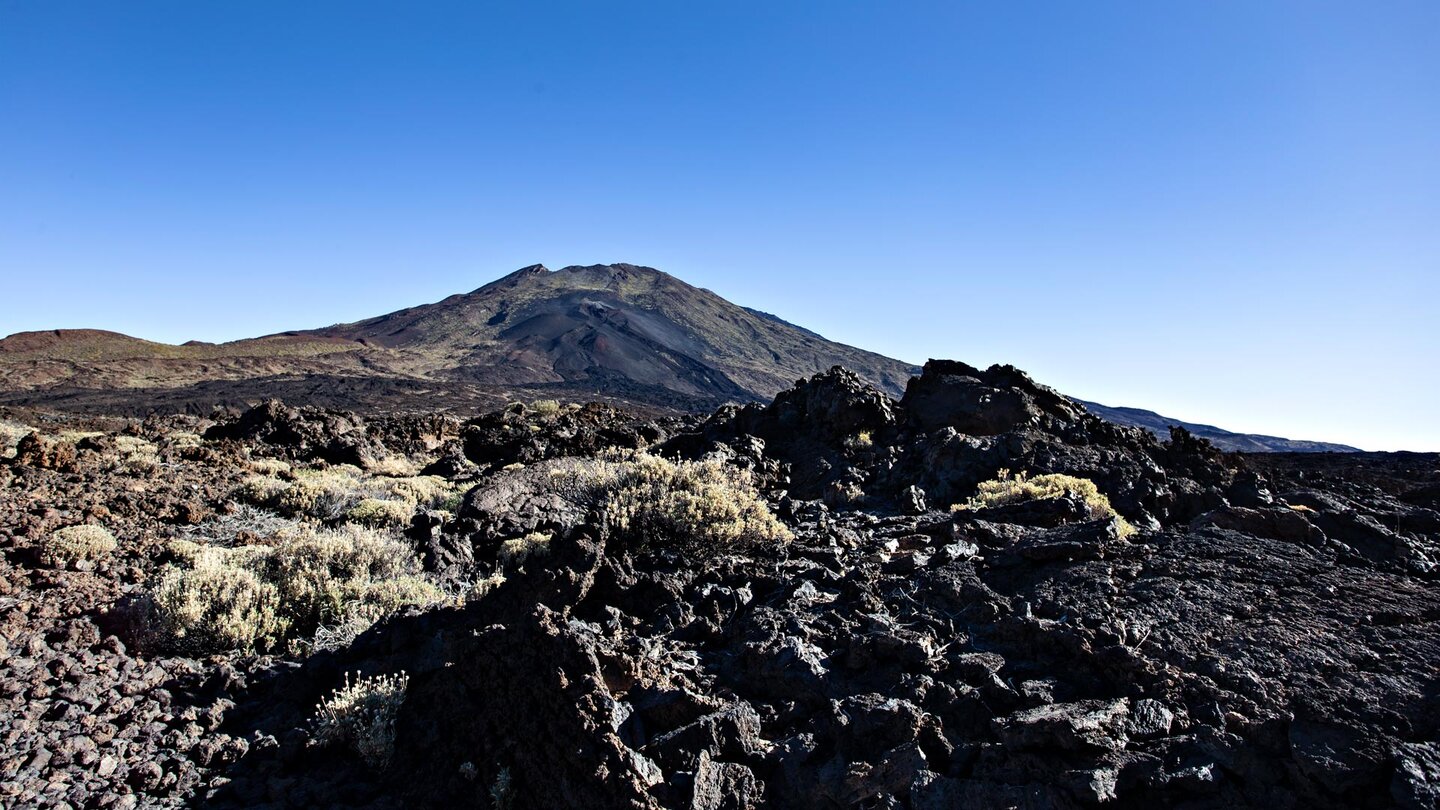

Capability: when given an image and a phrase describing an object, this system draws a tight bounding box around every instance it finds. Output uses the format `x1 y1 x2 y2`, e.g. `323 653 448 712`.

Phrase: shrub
313 671 409 768
346 498 414 528
114 435 160 473
152 557 287 653
498 531 551 568
265 525 441 634
846 430 874 451
166 430 204 449
955 469 1136 538
467 573 507 601
236 467 456 523
367 455 419 477
585 452 791 556
529 399 562 417
275 467 367 521
149 525 442 654
0 419 31 458
383 475 455 509
43 524 119 564
309 602 388 653
179 504 306 546
247 458 292 476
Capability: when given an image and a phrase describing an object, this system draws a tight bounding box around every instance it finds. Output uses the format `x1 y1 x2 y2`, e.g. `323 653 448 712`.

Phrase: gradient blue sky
2 2 1436 450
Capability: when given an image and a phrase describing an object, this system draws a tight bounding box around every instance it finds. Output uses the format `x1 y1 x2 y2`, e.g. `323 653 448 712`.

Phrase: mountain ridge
1074 399 1360 453
0 263 1356 452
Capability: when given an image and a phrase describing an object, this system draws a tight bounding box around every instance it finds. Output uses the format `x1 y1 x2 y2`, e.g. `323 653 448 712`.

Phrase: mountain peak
299 262 918 405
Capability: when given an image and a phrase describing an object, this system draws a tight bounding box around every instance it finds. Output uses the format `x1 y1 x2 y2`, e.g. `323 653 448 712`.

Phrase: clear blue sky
2 2 1436 450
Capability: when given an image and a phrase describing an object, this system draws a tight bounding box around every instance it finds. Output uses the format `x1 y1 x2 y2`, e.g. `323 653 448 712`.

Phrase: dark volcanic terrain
0 360 1435 809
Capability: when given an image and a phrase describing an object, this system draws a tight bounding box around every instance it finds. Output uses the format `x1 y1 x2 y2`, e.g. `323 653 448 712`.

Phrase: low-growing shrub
955 469 1136 537
467 573 507 601
276 467 368 521
236 467 456 524
268 525 437 627
384 475 454 509
247 458 292 476
846 430 875 451
43 524 119 565
0 419 31 458
114 435 161 473
529 399 562 417
165 430 204 449
346 498 414 528
584 452 791 556
152 557 287 653
313 670 409 768
150 525 442 654
179 504 306 547
498 531 551 568
366 454 419 477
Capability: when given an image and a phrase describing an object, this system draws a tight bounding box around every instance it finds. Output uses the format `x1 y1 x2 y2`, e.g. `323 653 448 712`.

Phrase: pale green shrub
114 435 160 472
367 455 419 477
346 498 414 528
166 430 204 449
313 670 409 768
247 458 292 476
274 467 366 521
152 559 287 653
150 525 442 654
0 419 31 458
265 525 441 633
43 524 118 564
236 466 456 523
529 399 562 417
498 531 551 568
382 475 455 509
955 469 1136 538
585 452 791 556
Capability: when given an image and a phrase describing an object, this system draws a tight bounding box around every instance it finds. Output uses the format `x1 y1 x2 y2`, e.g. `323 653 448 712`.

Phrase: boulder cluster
0 361 1437 808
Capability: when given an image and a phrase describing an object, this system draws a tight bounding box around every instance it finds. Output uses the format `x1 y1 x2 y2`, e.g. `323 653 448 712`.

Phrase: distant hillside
0 264 917 414
300 263 918 401
1076 400 1360 453
0 263 1363 452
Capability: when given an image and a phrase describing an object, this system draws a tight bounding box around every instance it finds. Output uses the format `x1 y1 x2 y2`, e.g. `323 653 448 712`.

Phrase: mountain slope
298 263 918 400
0 263 1360 452
0 264 918 413
1076 399 1360 453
